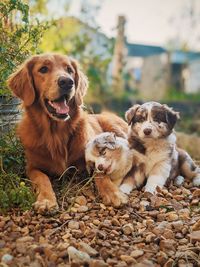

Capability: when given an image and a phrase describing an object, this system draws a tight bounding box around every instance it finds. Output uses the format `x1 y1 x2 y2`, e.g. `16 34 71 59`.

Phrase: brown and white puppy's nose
143 128 152 136
97 164 104 172
58 76 74 90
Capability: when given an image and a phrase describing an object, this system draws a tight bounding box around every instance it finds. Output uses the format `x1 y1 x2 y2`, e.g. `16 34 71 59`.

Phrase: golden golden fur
8 53 128 213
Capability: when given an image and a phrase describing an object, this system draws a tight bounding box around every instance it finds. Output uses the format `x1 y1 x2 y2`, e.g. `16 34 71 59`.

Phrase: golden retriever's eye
39 66 48 73
67 66 73 74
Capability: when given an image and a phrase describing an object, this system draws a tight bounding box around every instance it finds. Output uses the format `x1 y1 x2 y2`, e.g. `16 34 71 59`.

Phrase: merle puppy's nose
97 164 104 172
58 76 74 89
143 128 152 135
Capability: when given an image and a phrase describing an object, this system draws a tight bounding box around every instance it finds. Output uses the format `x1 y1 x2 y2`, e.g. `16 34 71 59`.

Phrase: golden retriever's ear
70 59 88 106
7 58 35 106
125 104 140 125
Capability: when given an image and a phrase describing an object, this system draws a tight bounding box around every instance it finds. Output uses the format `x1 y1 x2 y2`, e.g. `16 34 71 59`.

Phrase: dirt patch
0 181 200 267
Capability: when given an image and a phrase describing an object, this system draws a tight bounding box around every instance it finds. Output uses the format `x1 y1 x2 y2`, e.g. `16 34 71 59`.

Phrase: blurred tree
0 0 50 96
40 0 113 104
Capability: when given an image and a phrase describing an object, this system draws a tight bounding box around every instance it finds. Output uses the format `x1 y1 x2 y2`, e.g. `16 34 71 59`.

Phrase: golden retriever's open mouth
45 95 70 120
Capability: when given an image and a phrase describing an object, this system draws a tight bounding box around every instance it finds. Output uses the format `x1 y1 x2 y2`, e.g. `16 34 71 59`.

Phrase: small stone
122 223 134 235
163 229 174 239
171 220 183 231
1 254 13 263
166 212 179 222
68 220 79 230
120 255 136 264
160 239 176 252
17 236 34 242
77 205 88 213
153 221 171 235
67 246 90 263
93 219 101 226
188 230 200 242
90 259 108 267
111 218 120 226
130 249 144 258
146 233 156 243
157 251 168 265
57 242 70 251
78 241 98 256
192 189 200 198
75 196 87 206
192 219 200 231
178 209 190 220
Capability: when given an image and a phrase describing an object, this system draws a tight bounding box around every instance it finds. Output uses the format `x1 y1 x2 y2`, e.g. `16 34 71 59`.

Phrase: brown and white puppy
85 132 145 201
125 101 200 194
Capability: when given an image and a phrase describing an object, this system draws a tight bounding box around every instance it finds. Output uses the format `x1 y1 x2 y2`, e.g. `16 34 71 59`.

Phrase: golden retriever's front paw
34 198 59 214
102 190 128 207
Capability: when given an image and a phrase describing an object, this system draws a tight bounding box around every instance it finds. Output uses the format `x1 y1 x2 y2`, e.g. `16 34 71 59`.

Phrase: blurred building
111 16 200 99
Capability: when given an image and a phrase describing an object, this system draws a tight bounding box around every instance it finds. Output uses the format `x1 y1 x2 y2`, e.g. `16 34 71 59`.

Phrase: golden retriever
8 53 128 213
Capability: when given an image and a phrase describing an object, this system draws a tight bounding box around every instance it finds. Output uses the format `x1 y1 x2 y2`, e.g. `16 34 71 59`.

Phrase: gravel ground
0 181 200 267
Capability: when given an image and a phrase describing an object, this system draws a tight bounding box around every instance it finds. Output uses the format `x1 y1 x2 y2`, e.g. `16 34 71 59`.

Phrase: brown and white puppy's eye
99 148 107 156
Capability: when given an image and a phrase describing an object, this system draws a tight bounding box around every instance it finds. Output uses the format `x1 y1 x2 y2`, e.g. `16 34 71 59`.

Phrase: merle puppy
125 101 200 194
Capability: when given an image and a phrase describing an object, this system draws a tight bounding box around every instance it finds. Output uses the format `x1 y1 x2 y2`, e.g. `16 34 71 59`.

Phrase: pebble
188 230 200 242
122 223 134 235
166 212 179 222
130 249 144 258
68 220 79 230
160 239 176 252
171 220 183 231
67 246 90 263
75 195 87 206
120 255 136 264
1 253 13 263
93 219 101 226
77 205 88 213
78 241 98 256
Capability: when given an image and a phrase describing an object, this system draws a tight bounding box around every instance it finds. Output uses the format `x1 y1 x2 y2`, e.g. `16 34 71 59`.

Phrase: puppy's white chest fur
144 134 176 176
110 147 133 185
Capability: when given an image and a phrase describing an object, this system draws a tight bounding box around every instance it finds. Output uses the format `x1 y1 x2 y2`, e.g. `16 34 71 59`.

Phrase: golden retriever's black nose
58 76 74 89
143 128 152 135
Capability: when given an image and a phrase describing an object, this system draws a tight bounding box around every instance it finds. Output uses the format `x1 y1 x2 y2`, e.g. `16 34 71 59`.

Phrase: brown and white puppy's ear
70 59 88 106
162 104 180 130
125 104 140 125
7 57 36 106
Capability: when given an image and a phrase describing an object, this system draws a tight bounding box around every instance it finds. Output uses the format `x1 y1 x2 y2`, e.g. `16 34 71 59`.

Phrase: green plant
0 129 35 213
0 0 50 96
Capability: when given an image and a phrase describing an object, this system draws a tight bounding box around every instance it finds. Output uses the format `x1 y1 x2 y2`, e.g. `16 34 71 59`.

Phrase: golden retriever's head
7 53 88 121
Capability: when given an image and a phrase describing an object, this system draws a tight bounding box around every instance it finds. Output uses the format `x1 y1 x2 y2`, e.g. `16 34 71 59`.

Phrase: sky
67 0 200 50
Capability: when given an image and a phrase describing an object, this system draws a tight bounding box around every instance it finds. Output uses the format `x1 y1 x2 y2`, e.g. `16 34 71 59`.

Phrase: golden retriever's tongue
49 100 69 114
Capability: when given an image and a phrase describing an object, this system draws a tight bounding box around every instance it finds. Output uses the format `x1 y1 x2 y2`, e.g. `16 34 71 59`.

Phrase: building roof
171 50 200 64
127 43 166 57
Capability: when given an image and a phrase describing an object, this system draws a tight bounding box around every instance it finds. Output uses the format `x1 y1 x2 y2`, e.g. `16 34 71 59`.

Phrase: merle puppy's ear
125 104 140 125
163 104 180 130
7 56 36 106
104 133 117 150
70 58 88 106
